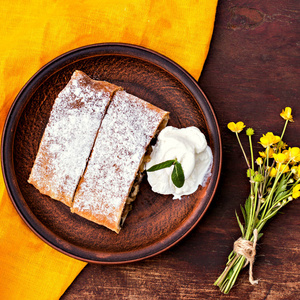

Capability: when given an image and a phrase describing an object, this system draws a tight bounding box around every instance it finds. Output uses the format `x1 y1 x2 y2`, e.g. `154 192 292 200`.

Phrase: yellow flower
256 157 263 165
291 165 300 180
276 163 290 173
291 166 297 173
259 132 281 148
290 147 300 162
227 122 246 133
269 167 277 177
297 165 300 178
283 147 300 163
280 107 294 122
273 153 288 164
259 147 274 158
292 184 300 199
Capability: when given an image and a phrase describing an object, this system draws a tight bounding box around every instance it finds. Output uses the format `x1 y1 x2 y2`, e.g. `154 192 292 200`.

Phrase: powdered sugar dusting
28 71 118 206
72 90 168 231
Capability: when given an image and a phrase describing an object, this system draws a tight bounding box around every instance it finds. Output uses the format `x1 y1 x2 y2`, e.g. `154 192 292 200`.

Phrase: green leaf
244 196 251 218
235 210 244 237
240 205 246 223
147 160 176 172
274 175 288 201
171 161 185 188
275 190 289 202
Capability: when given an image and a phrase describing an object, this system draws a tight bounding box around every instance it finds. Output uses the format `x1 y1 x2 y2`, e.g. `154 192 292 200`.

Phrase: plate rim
1 43 222 264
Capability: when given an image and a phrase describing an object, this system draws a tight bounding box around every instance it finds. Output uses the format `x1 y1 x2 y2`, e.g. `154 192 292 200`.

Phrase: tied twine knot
233 229 259 285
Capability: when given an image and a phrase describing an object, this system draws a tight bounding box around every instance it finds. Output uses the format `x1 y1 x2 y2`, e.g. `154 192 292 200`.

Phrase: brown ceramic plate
2 43 221 263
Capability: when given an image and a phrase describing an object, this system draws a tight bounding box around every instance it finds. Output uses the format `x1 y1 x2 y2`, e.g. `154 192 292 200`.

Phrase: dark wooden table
62 1 299 299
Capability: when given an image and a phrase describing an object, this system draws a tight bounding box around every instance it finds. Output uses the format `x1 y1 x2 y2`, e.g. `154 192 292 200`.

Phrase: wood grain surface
61 0 299 299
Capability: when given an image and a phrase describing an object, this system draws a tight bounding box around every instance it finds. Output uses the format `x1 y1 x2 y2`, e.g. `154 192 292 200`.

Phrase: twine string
233 229 259 285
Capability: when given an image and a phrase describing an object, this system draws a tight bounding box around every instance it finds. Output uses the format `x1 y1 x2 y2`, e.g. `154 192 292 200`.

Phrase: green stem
286 167 294 181
216 222 266 293
253 183 259 226
258 164 263 197
266 146 270 176
235 132 250 169
245 183 258 240
223 256 246 294
255 220 266 235
249 135 254 170
248 134 255 195
273 192 293 205
260 147 272 204
260 169 296 222
255 196 262 223
235 132 254 195
260 206 282 223
261 166 282 219
214 253 239 287
280 119 289 140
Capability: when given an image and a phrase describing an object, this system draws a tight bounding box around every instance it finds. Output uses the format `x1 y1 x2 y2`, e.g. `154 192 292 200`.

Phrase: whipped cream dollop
146 126 213 199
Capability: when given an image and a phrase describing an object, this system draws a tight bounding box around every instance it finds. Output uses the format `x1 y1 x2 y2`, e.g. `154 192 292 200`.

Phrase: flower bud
256 157 263 165
246 128 255 136
254 173 264 182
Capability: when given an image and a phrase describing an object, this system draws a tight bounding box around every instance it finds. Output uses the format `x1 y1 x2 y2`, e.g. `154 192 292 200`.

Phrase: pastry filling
120 116 169 227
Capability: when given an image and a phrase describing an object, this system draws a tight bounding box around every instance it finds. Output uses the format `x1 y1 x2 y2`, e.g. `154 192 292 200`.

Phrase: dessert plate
1 43 221 263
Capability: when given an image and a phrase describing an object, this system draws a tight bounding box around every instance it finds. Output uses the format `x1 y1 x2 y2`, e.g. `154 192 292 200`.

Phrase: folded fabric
0 0 218 299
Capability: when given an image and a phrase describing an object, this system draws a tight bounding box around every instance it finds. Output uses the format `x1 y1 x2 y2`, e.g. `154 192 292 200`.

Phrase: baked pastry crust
28 70 121 206
28 70 169 233
71 90 169 233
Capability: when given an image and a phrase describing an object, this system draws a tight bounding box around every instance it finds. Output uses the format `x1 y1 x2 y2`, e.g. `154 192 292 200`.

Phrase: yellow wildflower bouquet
214 107 300 294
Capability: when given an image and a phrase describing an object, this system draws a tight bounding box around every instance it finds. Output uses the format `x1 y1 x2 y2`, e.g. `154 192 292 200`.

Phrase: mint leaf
147 159 185 188
147 160 176 172
171 161 185 188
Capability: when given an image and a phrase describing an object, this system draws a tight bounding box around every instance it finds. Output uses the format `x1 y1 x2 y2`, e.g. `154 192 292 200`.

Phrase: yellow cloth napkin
0 0 218 299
